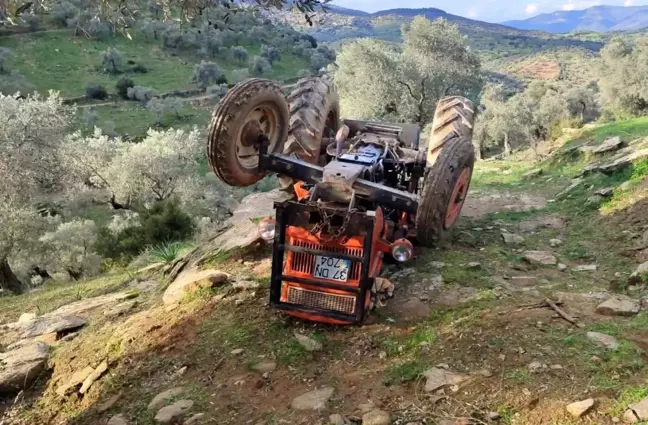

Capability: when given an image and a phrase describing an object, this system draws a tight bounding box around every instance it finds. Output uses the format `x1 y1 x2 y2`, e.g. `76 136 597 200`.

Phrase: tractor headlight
390 239 414 263
258 218 276 242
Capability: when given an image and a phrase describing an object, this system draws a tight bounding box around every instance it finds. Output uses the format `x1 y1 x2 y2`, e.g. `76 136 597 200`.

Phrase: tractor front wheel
207 78 289 187
416 136 475 247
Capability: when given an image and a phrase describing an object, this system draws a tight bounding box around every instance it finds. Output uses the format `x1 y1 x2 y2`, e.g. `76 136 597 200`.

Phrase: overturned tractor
207 77 475 325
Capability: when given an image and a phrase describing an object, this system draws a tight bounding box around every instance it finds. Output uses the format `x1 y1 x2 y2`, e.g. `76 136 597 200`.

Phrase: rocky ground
1 131 648 425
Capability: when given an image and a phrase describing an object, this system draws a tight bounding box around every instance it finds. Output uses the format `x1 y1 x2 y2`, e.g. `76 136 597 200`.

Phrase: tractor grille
288 240 363 281
286 286 356 315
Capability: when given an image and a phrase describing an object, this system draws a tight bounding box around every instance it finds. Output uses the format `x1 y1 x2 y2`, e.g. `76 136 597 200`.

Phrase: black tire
417 135 475 247
284 77 340 162
207 78 289 187
426 96 475 167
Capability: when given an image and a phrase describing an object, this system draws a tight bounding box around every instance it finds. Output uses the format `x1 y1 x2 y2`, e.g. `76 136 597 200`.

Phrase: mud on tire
207 78 289 187
426 96 475 167
284 77 340 163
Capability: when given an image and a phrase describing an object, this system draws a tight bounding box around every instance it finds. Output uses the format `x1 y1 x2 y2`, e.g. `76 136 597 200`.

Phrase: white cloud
467 7 479 18
525 3 538 14
562 0 602 11
625 0 634 6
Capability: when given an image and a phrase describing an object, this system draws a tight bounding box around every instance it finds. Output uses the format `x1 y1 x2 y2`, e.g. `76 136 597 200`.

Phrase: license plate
313 256 350 282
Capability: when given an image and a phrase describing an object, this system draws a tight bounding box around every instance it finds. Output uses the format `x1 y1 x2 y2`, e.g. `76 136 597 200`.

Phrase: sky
331 0 648 22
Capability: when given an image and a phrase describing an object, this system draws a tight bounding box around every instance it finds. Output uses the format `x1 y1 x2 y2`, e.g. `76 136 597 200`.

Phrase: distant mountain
278 6 605 56
503 5 648 33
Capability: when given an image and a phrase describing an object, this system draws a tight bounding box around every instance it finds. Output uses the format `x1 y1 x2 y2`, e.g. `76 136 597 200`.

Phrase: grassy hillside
1 30 310 97
0 28 311 137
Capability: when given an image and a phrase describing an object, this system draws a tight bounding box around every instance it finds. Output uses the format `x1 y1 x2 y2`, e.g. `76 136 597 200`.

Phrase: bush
101 47 122 74
97 199 194 260
131 63 148 73
231 46 249 64
86 82 108 100
21 13 40 32
0 47 11 74
127 85 157 102
249 56 272 76
85 17 110 39
260 44 281 65
297 69 311 78
116 76 134 98
50 0 77 28
192 61 225 90
230 68 250 84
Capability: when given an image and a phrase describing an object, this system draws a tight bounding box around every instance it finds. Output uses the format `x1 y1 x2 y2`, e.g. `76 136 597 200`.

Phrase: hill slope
278 6 604 60
504 5 648 33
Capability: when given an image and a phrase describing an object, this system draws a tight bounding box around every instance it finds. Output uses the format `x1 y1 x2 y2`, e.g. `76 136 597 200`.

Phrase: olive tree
232 46 249 64
62 128 204 207
39 220 102 280
250 55 272 76
335 17 482 127
101 47 123 74
192 61 224 90
0 93 74 294
599 35 648 115
260 44 281 65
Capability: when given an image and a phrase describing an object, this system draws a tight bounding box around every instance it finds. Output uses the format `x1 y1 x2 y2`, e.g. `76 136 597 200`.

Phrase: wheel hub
444 167 471 229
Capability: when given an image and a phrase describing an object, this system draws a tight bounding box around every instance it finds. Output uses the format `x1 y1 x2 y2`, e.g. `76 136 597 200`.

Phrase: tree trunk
473 139 483 160
0 257 26 295
504 133 512 156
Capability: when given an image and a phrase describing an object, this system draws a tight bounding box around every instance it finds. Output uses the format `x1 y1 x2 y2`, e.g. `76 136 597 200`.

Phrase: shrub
97 199 194 260
84 109 98 128
116 76 134 98
86 82 108 100
101 47 122 74
50 0 77 28
85 17 110 39
21 13 40 32
0 47 11 74
192 61 224 90
230 68 250 84
127 85 157 102
297 69 311 78
131 63 148 73
249 56 272 76
148 241 187 264
231 46 249 64
260 44 281 65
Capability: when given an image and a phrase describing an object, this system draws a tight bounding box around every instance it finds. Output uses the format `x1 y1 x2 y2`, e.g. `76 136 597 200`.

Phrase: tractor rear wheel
417 96 476 247
280 77 340 190
207 78 289 187
285 77 340 163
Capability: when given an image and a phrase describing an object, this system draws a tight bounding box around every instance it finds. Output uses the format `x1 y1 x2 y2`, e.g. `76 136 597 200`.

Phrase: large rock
56 365 95 396
0 342 49 394
148 387 186 412
592 137 624 154
522 168 543 179
587 332 619 350
523 251 558 266
596 295 640 317
79 361 108 394
154 399 194 424
423 367 470 392
294 332 322 352
624 397 648 423
502 233 525 245
107 415 129 425
630 261 648 284
50 292 136 317
362 409 391 425
229 189 291 223
163 268 229 305
20 315 87 338
291 387 334 410
566 399 595 418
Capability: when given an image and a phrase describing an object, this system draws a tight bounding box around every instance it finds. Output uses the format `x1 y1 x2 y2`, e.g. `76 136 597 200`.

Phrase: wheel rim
235 103 281 170
444 167 471 229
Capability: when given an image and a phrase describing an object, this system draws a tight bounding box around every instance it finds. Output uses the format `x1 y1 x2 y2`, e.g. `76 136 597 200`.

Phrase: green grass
148 241 193 264
581 117 648 144
0 272 130 323
1 30 310 97
383 360 427 386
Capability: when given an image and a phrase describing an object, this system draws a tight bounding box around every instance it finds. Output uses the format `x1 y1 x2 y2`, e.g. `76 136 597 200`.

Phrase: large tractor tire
279 77 340 190
207 79 289 187
417 96 476 247
284 77 340 163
